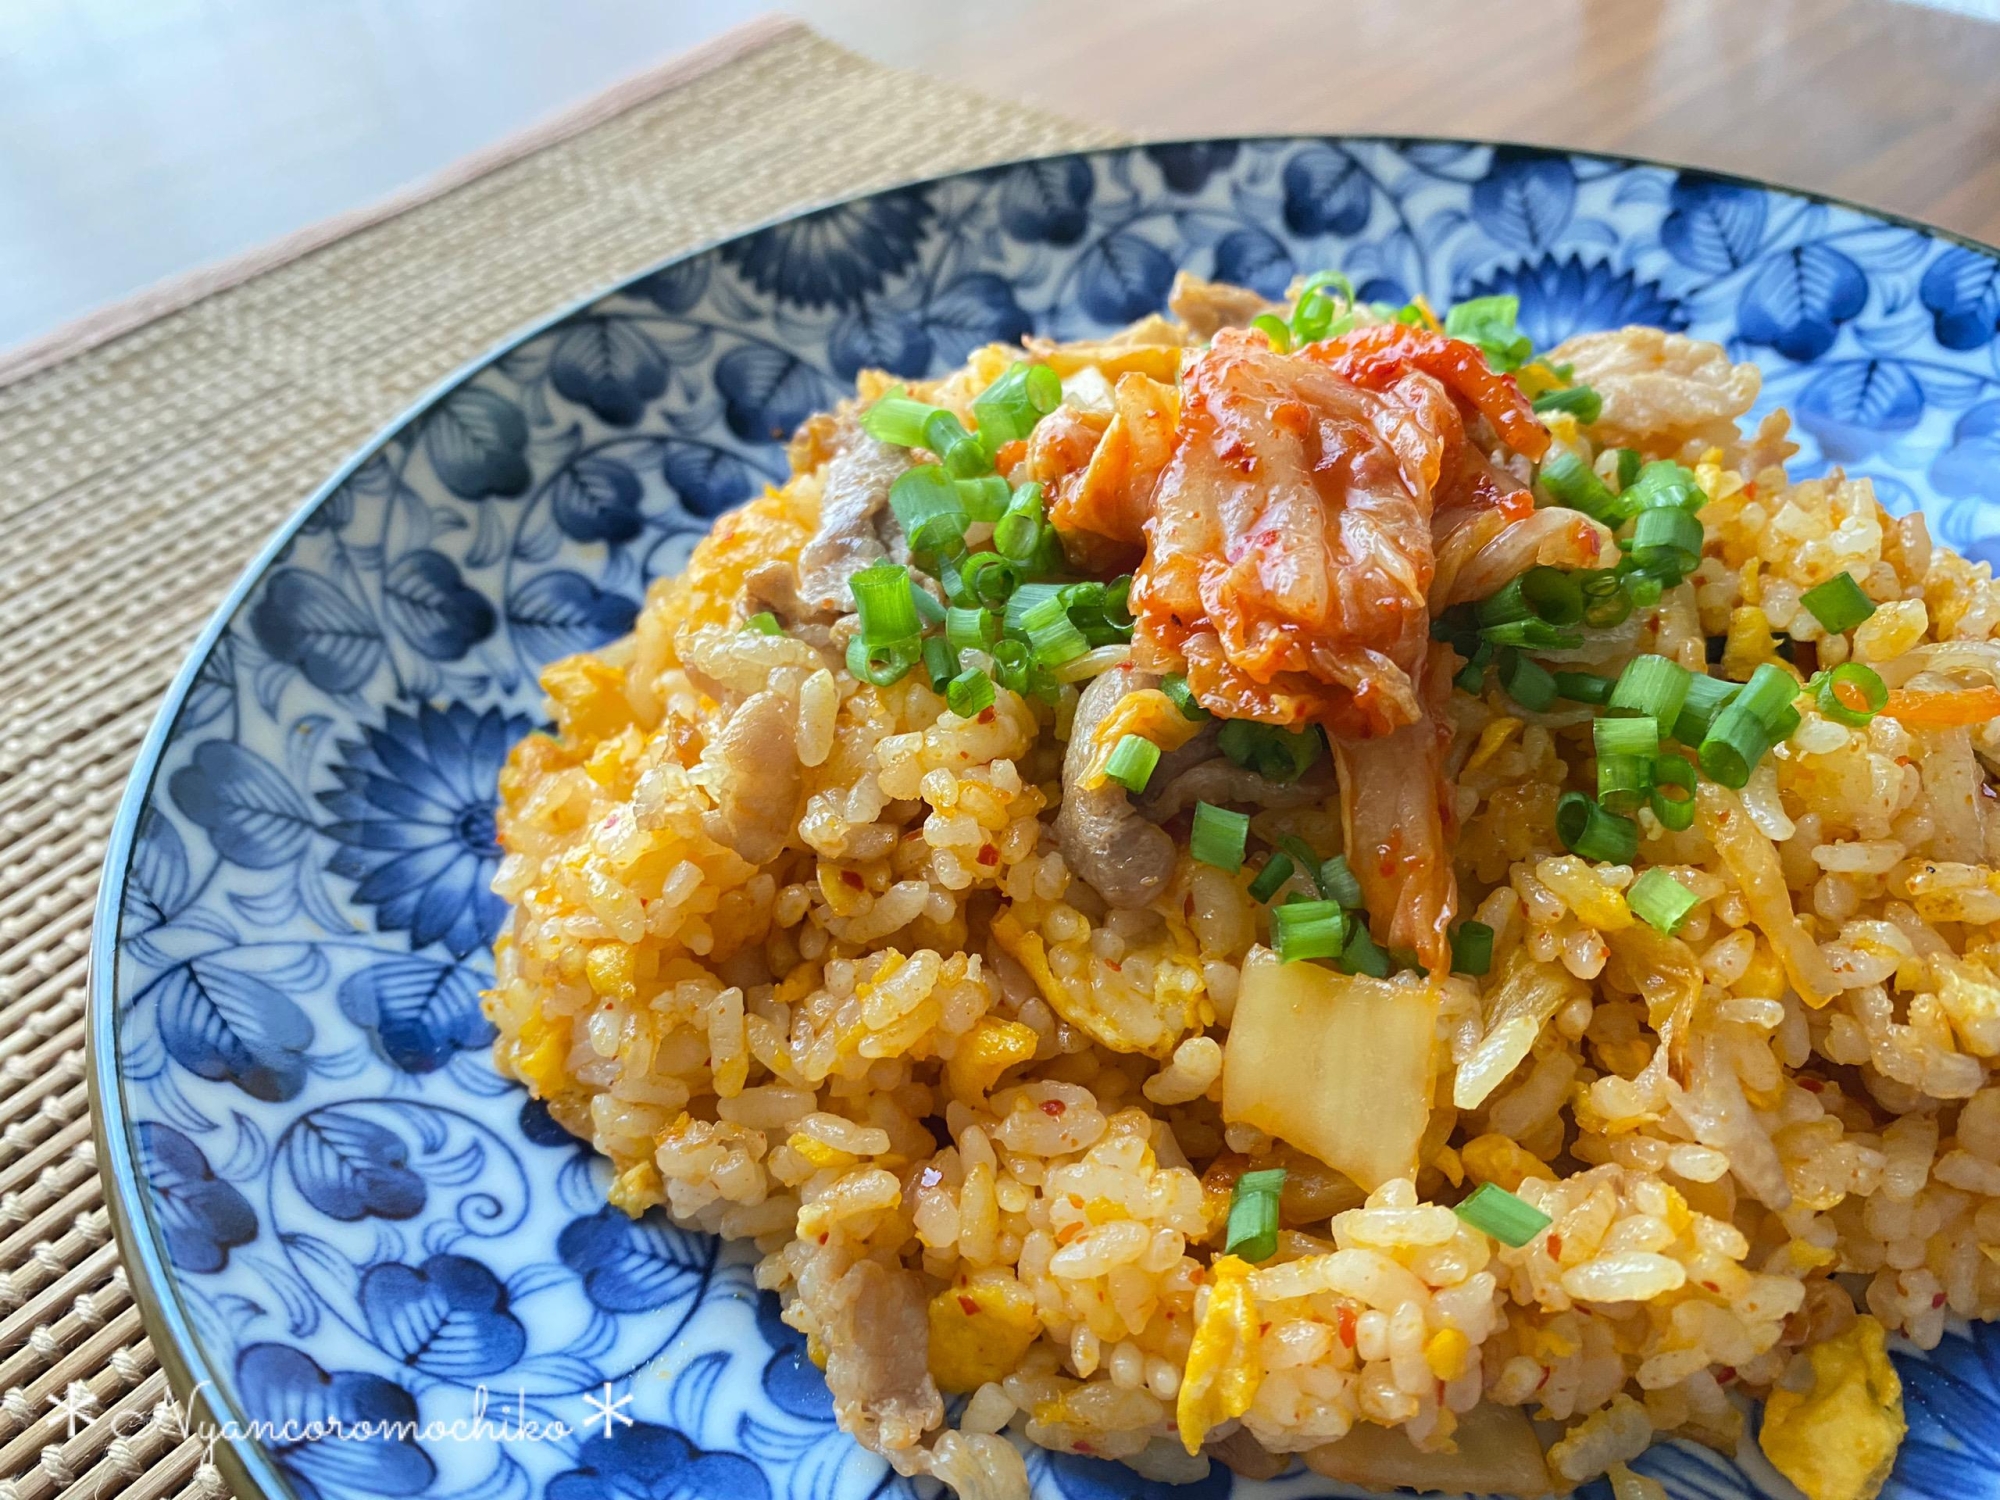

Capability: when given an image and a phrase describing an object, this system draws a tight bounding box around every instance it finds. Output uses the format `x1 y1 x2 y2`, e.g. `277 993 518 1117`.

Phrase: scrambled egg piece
1083 689 1205 788
1758 1316 1906 1500
946 1016 1040 1100
1176 1254 1263 1455
927 1270 1040 1393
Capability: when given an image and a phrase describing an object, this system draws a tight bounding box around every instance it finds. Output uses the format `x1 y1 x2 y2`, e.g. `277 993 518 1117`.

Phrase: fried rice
482 273 2000 1500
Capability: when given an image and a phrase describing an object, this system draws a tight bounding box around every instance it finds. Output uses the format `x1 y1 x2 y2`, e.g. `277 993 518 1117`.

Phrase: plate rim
84 130 2000 1500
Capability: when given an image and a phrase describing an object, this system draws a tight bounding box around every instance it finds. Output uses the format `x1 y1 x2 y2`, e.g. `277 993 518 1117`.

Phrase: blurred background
5 0 2000 352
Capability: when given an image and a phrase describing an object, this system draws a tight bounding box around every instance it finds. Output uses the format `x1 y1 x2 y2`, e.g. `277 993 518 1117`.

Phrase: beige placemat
0 20 1113 1497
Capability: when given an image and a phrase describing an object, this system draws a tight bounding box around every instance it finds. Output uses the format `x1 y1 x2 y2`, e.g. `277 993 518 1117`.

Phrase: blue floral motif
358 1253 528 1377
547 1422 770 1500
721 190 931 307
319 704 523 959
96 138 2000 1500
137 1122 258 1273
1040 1450 1231 1500
1462 254 1687 354
237 1343 434 1500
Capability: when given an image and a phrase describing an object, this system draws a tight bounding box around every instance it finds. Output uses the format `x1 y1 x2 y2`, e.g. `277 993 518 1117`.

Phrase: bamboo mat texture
0 20 1110 1497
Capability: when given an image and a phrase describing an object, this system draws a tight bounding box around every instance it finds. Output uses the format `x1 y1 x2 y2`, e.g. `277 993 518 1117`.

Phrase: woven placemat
0 21 1112 1497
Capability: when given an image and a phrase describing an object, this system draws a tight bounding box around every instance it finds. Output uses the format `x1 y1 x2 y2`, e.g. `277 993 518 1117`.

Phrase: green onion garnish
1291 289 1336 344
1699 706 1776 789
1481 619 1584 651
1628 867 1700 935
1251 313 1293 352
1557 792 1639 863
1103 734 1160 794
945 606 999 655
744 611 783 635
1800 572 1878 634
1537 449 1619 522
923 409 991 478
1340 920 1392 978
1451 920 1495 977
1191 802 1250 872
958 552 1021 609
994 483 1047 563
1597 754 1653 815
1554 671 1615 706
1218 720 1322 784
1480 567 1587 630
1019 592 1089 667
845 635 921 687
1272 900 1350 964
1614 449 1642 491
1443 294 1532 372
1579 569 1633 629
888 466 969 558
1610 654 1692 727
859 387 942 448
1248 853 1296 904
1499 651 1557 712
1161 672 1209 722
922 635 959 693
972 361 1062 455
1317 852 1365 910
1595 715 1660 760
1531 385 1602 424
1624 572 1665 609
946 668 995 718
1735 661 1802 728
1224 1168 1286 1262
1814 662 1887 727
955 475 1014 523
1629 505 1705 581
990 638 1033 695
1454 1181 1551 1247
1648 754 1696 831
1672 673 1738 746
850 561 922 641
1625 460 1707 513
1454 639 1495 695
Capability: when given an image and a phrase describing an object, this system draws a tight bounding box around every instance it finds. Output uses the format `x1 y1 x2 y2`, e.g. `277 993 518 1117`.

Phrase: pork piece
1056 665 1181 909
1167 270 1280 340
1143 754 1333 822
821 1258 944 1458
795 424 910 614
701 690 803 864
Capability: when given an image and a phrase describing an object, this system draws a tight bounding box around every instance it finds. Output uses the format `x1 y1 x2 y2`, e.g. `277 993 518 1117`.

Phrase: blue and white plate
90 139 2000 1500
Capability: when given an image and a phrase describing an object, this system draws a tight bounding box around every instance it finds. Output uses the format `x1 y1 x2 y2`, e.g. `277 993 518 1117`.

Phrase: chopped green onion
912 587 947 627
1291 288 1336 343
1060 579 1132 647
1251 313 1292 352
1672 673 1739 746
1450 921 1495 977
1019 592 1090 667
1532 385 1603 424
1454 1181 1551 1247
1735 661 1802 729
990 638 1033 695
1218 720 1322 783
1003 582 1064 633
1595 715 1660 760
955 475 1014 523
1651 754 1697 831
1614 449 1642 491
845 634 920 687
1499 651 1557 712
1271 900 1349 964
1610 655 1692 727
972 361 1061 455
946 667 995 718
744 611 783 635
994 482 1047 562
1454 639 1495 695
850 561 922 643
1556 792 1639 863
1800 572 1878 634
954 552 1021 609
1699 702 1780 789
1815 662 1888 727
923 409 991 478
922 635 958 692
859 387 942 448
1443 294 1532 372
1624 572 1665 609
1628 867 1700 935
1298 270 1356 304
1770 703 1801 741
1248 853 1296 904
1192 802 1250 872
1554 671 1615 706
1317 853 1365 909
888 466 969 557
1537 449 1618 522
1224 1168 1286 1262
1103 734 1161 794
1481 619 1584 651
1162 673 1209 722
1629 505 1705 580
946 606 1000 654
1579 569 1633 629
1625 460 1707 513
1479 567 1586 629
1339 920 1392 978
1597 753 1653 815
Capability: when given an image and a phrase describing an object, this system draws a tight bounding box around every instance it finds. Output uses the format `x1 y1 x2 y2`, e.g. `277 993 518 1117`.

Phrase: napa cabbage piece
1305 1401 1553 1496
1220 948 1437 1190
1453 950 1590 1110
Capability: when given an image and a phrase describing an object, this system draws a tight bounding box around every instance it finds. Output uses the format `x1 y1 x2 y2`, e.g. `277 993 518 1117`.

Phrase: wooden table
5 0 1999 352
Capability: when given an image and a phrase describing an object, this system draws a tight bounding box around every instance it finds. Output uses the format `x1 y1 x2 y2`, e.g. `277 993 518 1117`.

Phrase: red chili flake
1934 1292 1948 1308
841 870 865 889
977 707 996 724
957 1295 981 1316
1701 1281 1721 1293
818 1233 830 1245
1040 1099 1067 1117
1258 1321 1272 1335
1335 1305 1357 1347
976 846 999 866
1545 1234 1563 1259
1744 482 1759 500
1798 1077 1825 1093
1715 1366 1735 1384
1074 1441 1095 1455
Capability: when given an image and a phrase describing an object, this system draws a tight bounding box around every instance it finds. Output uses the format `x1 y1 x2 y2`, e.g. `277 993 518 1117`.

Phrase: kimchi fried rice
483 271 2000 1500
